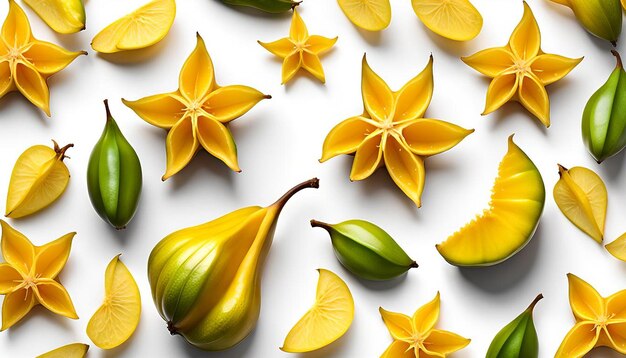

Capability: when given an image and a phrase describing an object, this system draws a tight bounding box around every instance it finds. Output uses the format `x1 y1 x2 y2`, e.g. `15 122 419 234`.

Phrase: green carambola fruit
310 219 417 280
220 0 299 13
87 100 142 229
555 0 622 45
582 50 626 163
486 294 543 358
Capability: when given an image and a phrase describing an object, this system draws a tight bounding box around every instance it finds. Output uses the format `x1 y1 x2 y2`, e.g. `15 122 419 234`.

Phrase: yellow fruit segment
337 0 391 31
91 0 176 53
281 269 354 353
412 0 483 41
36 343 89 358
23 0 85 34
5 142 72 219
436 135 545 266
553 165 606 243
87 256 141 350
607 233 626 261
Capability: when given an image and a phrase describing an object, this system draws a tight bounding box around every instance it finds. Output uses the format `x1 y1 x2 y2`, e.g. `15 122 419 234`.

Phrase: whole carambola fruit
582 51 626 163
552 0 621 45
310 219 417 280
87 100 142 229
486 294 543 358
148 178 319 350
220 0 299 13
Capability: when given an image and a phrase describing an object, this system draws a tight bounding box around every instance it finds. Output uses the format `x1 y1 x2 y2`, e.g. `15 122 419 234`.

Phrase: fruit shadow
94 27 177 65
0 93 51 125
420 23 471 57
457 224 543 292
175 326 258 357
588 347 624 357
487 99 548 134
354 27 383 47
5 305 74 340
595 147 626 182
211 0 293 19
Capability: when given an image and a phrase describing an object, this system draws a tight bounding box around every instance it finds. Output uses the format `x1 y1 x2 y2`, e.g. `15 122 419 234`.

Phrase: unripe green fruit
311 219 417 281
221 0 299 13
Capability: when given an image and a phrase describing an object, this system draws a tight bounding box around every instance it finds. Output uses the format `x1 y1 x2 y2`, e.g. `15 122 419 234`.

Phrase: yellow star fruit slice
554 165 607 243
36 343 89 358
281 269 354 353
91 0 176 53
606 232 626 261
337 0 391 31
437 135 545 266
23 0 85 34
86 256 141 350
5 141 73 219
412 0 483 41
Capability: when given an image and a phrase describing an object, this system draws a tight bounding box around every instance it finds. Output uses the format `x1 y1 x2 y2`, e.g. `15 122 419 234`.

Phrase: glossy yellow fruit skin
148 179 319 351
437 135 545 266
23 0 85 34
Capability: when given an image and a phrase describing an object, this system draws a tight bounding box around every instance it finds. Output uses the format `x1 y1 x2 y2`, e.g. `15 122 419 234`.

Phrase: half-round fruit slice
411 0 483 41
23 0 86 34
337 0 391 32
281 269 354 353
36 343 89 358
436 135 545 266
86 256 141 349
91 0 176 53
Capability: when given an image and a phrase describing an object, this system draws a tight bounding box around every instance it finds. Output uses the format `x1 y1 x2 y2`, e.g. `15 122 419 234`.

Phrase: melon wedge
437 135 545 266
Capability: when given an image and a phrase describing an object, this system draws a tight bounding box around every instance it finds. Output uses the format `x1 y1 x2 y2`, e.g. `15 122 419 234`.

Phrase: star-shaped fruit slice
461 1 582 127
556 274 626 357
0 220 77 330
0 0 85 116
379 292 470 357
259 10 337 84
320 55 473 206
123 33 270 180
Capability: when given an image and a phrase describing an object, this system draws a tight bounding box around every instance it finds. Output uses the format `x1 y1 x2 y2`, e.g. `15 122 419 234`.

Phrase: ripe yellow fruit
23 0 85 34
91 0 176 53
412 0 482 41
36 343 89 358
86 256 141 349
337 0 391 31
281 269 354 353
437 135 545 266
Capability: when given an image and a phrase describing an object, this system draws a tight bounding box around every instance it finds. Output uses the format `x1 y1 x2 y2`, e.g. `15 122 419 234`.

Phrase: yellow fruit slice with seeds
86 256 141 349
36 343 89 358
337 0 391 31
281 269 354 353
437 135 545 266
411 0 482 41
91 0 176 53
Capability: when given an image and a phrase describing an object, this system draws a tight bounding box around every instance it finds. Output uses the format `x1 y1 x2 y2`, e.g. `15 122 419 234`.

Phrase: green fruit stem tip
271 178 319 214
526 293 543 312
612 50 623 69
52 140 74 161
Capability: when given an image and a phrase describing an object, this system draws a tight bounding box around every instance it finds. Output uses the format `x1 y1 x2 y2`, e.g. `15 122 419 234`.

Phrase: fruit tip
612 50 623 69
527 293 543 311
612 40 618 48
310 219 332 231
264 94 272 99
557 163 567 175
103 99 113 120
409 261 419 268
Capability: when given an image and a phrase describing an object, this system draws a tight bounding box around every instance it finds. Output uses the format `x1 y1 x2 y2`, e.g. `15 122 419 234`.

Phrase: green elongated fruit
582 51 626 163
220 0 299 13
486 294 543 358
87 100 142 229
551 0 621 45
310 219 417 280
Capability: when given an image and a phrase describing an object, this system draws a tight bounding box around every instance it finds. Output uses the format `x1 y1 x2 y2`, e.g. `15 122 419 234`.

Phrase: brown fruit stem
557 164 568 177
526 293 543 312
52 140 74 161
612 50 623 69
310 219 333 232
291 1 301 9
272 178 319 214
103 99 113 122
409 261 419 268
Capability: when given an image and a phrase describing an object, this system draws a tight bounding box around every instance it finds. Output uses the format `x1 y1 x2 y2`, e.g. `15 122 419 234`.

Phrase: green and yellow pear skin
148 178 319 351
486 294 543 358
310 219 417 280
551 0 621 45
220 0 298 13
582 51 626 163
87 100 142 229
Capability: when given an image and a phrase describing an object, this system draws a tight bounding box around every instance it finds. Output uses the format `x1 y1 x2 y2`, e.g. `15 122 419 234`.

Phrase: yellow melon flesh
436 135 545 266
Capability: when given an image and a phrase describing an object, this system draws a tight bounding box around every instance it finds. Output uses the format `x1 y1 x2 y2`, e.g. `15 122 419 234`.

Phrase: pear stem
272 178 319 213
409 261 419 268
167 321 180 336
557 164 567 177
103 99 113 121
526 293 543 312
612 50 623 69
52 140 74 161
310 219 332 232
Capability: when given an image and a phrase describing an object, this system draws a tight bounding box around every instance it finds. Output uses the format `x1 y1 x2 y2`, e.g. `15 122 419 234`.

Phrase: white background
0 0 625 356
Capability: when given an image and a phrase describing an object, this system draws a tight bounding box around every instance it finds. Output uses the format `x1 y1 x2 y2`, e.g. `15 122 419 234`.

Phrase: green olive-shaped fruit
486 294 542 358
87 100 142 229
220 0 299 13
311 219 417 281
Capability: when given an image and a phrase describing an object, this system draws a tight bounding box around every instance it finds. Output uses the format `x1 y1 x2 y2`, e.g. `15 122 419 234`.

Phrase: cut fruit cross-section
436 135 545 266
412 0 483 41
337 0 391 31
